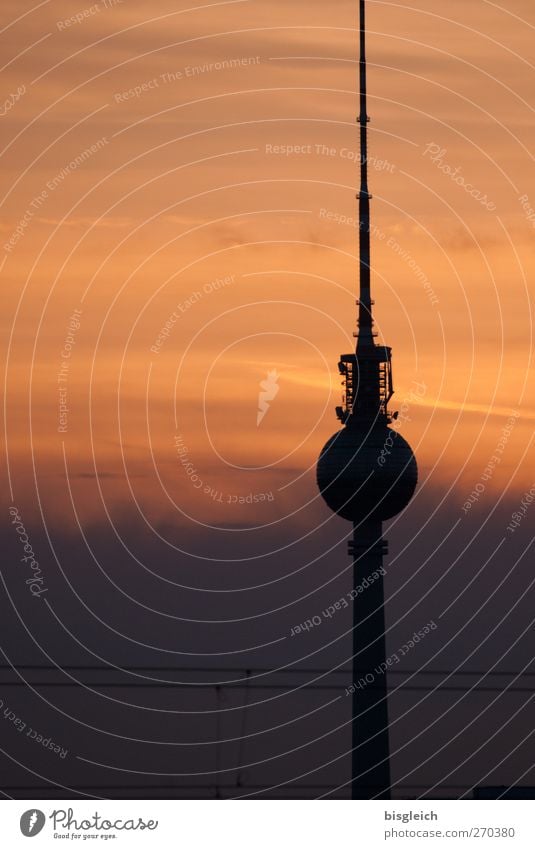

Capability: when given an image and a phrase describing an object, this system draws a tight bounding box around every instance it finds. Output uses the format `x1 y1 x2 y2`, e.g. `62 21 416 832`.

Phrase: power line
1 665 533 675
0 679 533 692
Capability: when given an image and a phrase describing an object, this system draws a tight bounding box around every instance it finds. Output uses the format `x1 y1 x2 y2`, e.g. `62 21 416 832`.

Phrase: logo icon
20 810 46 837
257 369 280 426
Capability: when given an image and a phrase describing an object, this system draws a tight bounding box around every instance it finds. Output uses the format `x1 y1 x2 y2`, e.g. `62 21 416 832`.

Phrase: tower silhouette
316 0 418 799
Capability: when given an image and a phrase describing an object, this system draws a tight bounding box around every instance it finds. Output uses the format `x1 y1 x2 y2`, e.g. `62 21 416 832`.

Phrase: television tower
316 0 418 799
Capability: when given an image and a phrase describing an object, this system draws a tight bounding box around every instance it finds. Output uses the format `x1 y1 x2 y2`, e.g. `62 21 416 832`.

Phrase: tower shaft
350 519 391 798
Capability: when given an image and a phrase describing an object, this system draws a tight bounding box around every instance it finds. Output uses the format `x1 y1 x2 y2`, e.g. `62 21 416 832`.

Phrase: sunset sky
0 0 534 797
3 0 534 532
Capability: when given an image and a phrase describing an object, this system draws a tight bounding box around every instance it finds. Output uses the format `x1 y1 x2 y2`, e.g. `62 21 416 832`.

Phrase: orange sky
2 0 534 530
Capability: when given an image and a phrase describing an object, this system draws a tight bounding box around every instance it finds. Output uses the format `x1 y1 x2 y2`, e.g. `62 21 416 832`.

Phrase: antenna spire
357 0 374 349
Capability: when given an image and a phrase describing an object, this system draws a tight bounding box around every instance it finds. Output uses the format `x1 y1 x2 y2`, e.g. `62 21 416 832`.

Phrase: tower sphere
317 424 417 523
